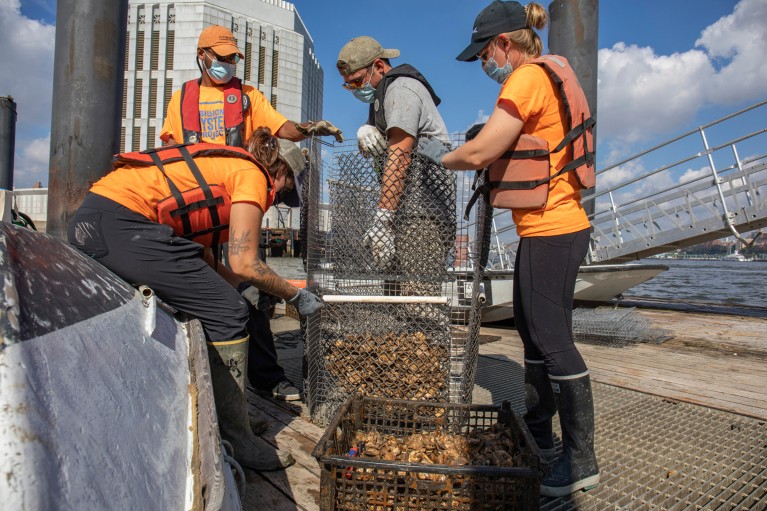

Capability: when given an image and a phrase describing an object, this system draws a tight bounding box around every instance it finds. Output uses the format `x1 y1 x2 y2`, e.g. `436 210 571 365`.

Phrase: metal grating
302 137 488 427
271 330 767 509
471 356 767 511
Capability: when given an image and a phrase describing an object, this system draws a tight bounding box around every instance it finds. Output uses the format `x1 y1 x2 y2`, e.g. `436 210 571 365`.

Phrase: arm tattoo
229 228 252 257
249 258 295 299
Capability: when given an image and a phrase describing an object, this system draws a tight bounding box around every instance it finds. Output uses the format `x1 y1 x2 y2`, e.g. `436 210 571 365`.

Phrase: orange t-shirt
498 64 591 237
160 82 287 145
90 155 270 221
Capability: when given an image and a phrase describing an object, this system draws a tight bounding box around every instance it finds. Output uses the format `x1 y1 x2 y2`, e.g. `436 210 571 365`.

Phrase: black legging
513 228 590 377
68 193 249 342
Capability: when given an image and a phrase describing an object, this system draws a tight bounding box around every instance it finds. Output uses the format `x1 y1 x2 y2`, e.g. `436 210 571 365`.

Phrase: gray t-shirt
383 76 451 147
381 76 455 227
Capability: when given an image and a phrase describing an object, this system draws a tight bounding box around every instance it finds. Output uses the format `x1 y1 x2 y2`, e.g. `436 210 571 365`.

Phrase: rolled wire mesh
572 307 672 347
303 136 486 426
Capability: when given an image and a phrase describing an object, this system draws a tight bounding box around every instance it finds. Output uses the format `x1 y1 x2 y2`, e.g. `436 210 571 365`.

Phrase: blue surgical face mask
203 51 235 84
483 57 513 84
351 83 376 103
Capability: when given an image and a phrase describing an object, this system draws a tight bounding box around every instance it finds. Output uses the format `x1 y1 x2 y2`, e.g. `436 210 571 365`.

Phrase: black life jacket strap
177 146 222 250
464 168 491 220
551 115 595 154
148 151 193 237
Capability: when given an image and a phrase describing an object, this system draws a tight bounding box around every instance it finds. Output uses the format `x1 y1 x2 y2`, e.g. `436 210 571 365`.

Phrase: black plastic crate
312 395 543 510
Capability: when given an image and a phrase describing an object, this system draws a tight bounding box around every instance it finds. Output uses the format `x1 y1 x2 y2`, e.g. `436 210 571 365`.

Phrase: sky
2 0 766 188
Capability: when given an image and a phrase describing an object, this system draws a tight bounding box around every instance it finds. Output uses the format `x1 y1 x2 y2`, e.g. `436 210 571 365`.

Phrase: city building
122 0 323 156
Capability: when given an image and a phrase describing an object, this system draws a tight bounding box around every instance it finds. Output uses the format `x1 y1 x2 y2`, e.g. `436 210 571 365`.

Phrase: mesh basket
302 137 490 426
312 395 543 511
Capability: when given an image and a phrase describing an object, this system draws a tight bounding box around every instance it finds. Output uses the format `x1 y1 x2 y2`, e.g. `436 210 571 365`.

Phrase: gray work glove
417 137 450 166
239 283 283 311
363 208 395 270
357 125 387 158
466 122 486 141
294 120 344 143
288 288 324 316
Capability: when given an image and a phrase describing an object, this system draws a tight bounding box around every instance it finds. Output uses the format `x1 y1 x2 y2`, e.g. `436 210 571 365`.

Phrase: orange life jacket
113 143 274 247
179 78 250 147
465 55 595 217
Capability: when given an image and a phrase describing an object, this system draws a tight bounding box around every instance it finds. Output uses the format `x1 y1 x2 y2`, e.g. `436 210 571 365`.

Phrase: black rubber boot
208 336 294 471
523 361 558 462
541 373 600 497
249 409 270 436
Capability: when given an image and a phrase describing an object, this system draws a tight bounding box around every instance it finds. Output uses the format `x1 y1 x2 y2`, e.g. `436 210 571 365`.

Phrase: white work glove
289 288 324 316
357 125 387 158
363 208 395 270
239 283 283 311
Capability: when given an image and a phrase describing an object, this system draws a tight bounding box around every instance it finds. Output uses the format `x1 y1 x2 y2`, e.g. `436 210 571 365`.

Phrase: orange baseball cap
198 25 244 58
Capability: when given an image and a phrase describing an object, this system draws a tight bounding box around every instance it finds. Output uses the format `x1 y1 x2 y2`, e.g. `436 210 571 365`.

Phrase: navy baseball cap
456 1 527 62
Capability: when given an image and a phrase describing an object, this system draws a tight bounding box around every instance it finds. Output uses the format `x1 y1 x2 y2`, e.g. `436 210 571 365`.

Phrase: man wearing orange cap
160 27 333 414
161 25 343 147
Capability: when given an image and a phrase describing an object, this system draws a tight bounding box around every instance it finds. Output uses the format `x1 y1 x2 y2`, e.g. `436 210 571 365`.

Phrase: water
625 258 767 311
268 255 767 315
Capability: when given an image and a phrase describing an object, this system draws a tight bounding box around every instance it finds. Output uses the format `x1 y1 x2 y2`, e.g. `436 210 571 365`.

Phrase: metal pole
0 96 17 191
548 0 598 216
47 0 128 238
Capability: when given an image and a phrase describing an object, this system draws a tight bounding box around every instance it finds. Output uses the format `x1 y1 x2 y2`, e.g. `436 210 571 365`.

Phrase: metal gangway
490 100 767 264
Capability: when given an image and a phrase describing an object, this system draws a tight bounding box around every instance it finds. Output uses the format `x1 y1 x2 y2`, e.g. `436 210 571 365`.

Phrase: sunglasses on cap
341 65 373 91
205 49 241 64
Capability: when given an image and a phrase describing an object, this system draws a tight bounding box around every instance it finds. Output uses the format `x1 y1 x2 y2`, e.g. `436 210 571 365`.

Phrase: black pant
513 228 590 377
68 193 249 342
246 303 287 390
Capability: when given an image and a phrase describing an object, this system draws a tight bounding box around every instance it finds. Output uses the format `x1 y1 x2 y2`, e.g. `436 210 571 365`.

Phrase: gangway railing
475 100 767 265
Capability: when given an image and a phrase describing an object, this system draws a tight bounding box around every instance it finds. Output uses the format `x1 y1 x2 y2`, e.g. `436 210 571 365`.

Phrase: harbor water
268 255 767 314
626 258 767 312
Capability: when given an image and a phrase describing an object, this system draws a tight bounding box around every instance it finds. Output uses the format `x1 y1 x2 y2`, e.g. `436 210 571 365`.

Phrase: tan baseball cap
276 139 306 207
337 36 400 76
198 25 244 59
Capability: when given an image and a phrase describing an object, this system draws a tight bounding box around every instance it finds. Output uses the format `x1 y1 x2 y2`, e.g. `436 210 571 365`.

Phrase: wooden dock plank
480 310 767 420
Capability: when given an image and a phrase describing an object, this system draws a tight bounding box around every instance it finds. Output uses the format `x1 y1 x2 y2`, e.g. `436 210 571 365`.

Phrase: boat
448 262 669 323
0 222 243 510
723 249 749 262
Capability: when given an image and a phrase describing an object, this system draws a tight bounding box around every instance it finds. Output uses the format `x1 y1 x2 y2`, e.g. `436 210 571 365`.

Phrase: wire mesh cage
302 136 491 426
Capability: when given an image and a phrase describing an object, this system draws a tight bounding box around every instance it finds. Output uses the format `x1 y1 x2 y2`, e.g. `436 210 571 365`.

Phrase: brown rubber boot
207 336 294 471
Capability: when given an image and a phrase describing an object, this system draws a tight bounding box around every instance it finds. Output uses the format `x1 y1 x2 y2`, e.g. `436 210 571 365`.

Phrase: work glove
363 208 395 270
417 137 450 166
288 288 324 316
294 120 344 143
239 283 283 311
357 125 387 158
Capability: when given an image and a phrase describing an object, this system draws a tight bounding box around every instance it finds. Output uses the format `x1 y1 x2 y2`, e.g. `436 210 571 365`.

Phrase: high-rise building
122 0 323 153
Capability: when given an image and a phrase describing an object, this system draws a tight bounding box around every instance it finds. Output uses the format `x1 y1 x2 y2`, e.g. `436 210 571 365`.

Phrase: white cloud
13 135 50 187
597 0 767 146
678 165 710 184
696 0 767 105
598 43 713 144
0 0 55 187
470 110 490 128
